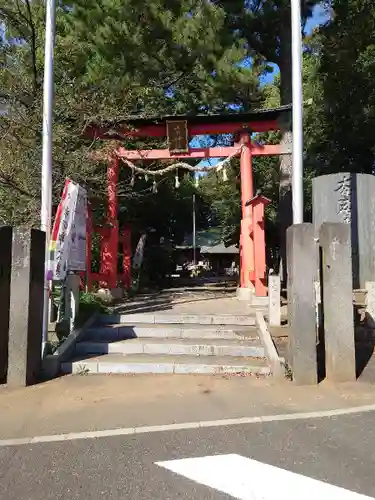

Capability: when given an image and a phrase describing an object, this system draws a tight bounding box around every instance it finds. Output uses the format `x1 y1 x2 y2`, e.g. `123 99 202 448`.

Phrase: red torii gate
84 105 291 298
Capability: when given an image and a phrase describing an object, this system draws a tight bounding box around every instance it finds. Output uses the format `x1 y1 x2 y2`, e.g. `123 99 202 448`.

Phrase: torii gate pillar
246 194 270 297
106 155 119 290
239 133 255 293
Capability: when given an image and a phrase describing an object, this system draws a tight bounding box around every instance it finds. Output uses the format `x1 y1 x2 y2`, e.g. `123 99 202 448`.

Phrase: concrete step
85 324 259 341
99 313 256 326
75 337 265 358
61 353 270 376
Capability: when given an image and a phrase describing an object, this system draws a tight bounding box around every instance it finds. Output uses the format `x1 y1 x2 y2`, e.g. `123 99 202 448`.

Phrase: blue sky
305 3 330 35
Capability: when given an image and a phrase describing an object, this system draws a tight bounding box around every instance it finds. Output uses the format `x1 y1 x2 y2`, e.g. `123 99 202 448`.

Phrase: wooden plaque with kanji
166 120 189 153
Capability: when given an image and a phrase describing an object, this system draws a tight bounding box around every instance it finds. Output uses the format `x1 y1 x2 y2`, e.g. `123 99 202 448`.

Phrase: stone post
268 270 281 327
287 224 318 385
320 223 356 382
7 228 45 387
0 226 12 383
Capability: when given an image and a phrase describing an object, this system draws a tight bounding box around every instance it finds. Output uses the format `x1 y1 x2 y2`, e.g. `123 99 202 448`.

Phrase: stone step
99 313 256 326
75 337 265 358
61 354 270 376
85 324 259 341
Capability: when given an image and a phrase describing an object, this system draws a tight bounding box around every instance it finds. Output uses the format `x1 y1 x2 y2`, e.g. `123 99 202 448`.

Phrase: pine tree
0 0 261 232
312 0 375 174
215 0 321 276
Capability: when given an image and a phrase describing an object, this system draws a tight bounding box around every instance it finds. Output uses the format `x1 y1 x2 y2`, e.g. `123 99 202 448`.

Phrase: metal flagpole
291 0 304 224
192 194 196 267
41 0 56 352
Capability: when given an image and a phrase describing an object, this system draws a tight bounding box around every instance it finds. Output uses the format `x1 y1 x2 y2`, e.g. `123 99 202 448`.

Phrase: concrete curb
256 311 285 379
42 313 98 379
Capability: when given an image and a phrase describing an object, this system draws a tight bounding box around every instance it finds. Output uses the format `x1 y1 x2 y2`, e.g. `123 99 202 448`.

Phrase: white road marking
156 453 373 499
0 403 375 448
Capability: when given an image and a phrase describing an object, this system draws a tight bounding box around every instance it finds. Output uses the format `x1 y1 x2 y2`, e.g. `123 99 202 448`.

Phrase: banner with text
47 179 87 281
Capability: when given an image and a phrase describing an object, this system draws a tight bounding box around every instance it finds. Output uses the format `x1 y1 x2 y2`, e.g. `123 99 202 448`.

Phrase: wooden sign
166 120 189 153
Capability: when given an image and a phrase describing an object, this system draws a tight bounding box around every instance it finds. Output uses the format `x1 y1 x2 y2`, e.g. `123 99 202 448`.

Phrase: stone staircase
61 312 271 376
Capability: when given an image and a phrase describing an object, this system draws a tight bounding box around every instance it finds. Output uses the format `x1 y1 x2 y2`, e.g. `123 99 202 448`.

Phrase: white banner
47 179 87 281
133 234 147 269
68 184 87 272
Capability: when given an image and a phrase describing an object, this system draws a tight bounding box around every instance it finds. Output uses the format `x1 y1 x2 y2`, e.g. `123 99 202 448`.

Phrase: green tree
311 0 375 174
0 0 261 242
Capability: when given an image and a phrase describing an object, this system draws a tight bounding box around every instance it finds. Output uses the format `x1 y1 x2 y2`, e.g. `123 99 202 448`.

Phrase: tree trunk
278 19 293 284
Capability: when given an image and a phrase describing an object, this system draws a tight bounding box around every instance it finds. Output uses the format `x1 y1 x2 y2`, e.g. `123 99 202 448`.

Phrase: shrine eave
85 104 292 140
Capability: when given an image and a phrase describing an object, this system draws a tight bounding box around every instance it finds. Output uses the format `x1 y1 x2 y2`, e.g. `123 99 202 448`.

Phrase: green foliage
0 0 260 238
3 0 375 275
198 165 241 247
215 0 320 103
308 0 375 174
78 291 109 325
60 0 262 115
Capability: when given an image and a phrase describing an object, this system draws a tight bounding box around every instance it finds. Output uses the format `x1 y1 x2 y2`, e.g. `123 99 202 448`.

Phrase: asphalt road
1 411 375 499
